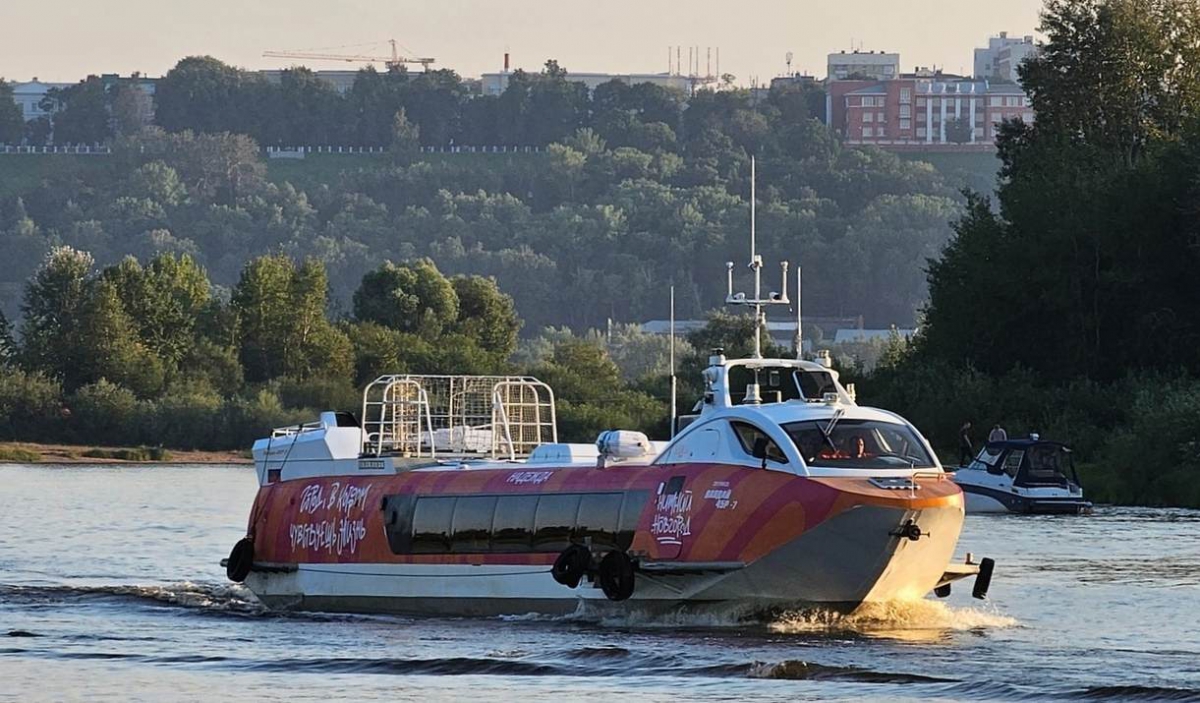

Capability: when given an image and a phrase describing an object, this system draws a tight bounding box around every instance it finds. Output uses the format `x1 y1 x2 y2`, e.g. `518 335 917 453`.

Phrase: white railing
263 145 544 156
0 145 112 155
360 374 557 459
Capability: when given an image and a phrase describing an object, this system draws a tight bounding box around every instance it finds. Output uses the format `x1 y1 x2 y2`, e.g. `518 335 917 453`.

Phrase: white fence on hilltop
0 145 112 155
0 144 545 157
265 145 544 156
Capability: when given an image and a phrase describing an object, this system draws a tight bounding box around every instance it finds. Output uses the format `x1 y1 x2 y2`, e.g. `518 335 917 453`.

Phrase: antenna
725 156 791 362
795 266 803 359
669 285 677 439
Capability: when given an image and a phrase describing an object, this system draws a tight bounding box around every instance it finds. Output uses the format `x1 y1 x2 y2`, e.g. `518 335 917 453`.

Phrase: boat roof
711 400 910 426
985 439 1070 451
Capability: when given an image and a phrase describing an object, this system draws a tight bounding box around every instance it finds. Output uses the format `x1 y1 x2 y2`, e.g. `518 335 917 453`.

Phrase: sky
4 0 1046 84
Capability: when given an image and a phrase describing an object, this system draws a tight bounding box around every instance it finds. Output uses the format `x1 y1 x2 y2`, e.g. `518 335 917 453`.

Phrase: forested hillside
0 58 974 331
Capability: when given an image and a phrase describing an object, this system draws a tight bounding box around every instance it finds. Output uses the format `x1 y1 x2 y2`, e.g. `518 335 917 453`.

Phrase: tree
353 259 458 337
451 275 520 357
0 80 24 144
390 107 420 165
0 308 14 365
24 116 51 146
231 255 352 383
154 56 255 134
944 116 973 145
101 254 211 368
127 161 187 206
110 81 154 136
921 0 1200 380
272 67 345 146
43 77 111 144
73 278 165 395
20 247 94 378
1023 0 1200 165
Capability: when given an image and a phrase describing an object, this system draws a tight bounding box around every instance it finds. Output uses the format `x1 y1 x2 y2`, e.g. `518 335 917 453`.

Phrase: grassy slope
0 154 116 200
899 150 1002 197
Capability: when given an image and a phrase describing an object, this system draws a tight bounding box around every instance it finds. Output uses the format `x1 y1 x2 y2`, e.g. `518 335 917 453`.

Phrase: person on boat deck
988 424 1008 442
959 421 974 465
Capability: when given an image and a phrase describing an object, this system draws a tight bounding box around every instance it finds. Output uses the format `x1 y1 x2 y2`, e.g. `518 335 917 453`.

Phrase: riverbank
0 442 251 464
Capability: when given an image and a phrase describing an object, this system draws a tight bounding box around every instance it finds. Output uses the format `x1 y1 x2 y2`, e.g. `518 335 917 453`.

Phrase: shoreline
0 441 252 465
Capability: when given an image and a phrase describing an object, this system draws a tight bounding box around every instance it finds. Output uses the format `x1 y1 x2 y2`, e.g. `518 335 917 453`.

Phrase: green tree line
866 0 1200 508
0 246 687 449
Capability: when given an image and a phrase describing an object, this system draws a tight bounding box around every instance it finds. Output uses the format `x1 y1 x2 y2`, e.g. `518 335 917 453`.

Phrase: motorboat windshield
967 440 1079 487
782 418 936 470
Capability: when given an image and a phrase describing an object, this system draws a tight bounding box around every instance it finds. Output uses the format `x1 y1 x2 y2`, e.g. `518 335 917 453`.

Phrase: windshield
1022 444 1072 484
968 446 1004 471
782 418 935 469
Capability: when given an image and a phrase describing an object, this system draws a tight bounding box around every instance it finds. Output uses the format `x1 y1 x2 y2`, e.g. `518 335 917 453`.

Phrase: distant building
640 316 864 349
829 69 1032 151
260 69 360 94
827 50 900 81
832 328 915 344
769 74 820 91
974 32 1038 83
481 71 694 97
9 79 72 122
7 75 156 124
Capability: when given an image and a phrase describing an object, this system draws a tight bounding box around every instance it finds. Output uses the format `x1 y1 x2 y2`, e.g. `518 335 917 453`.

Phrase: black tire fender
551 544 591 588
226 536 255 583
598 550 636 601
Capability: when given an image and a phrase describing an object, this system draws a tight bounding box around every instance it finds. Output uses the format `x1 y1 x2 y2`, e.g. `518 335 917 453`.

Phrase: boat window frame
782 418 936 470
730 420 789 465
383 490 649 555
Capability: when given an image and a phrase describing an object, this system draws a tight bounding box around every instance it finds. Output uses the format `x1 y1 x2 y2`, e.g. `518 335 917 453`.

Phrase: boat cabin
965 439 1082 489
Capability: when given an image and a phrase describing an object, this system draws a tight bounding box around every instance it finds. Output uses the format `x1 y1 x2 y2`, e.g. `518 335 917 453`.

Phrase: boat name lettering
289 518 368 556
651 490 693 543
506 471 554 485
299 484 325 514
703 487 738 510
298 482 372 516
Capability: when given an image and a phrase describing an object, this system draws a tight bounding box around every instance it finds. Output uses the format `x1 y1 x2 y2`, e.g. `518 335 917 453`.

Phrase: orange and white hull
239 462 966 616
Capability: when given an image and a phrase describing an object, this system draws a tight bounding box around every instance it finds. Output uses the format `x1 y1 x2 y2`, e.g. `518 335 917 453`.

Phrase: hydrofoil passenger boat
224 162 993 617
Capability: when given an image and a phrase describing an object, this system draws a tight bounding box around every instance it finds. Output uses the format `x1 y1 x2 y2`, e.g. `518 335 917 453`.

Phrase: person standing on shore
959 421 974 466
988 424 1008 443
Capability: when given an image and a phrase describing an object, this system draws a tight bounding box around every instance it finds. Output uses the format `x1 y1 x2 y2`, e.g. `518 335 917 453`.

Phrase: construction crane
263 39 435 71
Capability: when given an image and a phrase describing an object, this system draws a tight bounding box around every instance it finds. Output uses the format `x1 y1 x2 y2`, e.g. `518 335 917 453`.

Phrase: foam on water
769 598 1019 637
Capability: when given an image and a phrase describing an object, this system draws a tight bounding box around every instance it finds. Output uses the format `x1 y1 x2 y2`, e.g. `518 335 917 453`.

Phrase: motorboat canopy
966 439 1082 489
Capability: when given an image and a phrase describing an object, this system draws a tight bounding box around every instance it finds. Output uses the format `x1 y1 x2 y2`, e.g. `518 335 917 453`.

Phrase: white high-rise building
826 50 900 81
974 32 1038 83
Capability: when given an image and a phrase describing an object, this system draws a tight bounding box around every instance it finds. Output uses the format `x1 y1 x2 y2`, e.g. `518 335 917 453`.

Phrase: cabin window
410 496 455 553
491 495 538 552
1003 450 1024 478
797 371 838 400
575 492 624 549
533 494 582 552
450 496 498 553
731 422 789 464
386 491 648 555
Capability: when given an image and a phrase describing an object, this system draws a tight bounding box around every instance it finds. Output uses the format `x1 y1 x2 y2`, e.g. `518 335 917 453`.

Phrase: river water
2 463 1198 702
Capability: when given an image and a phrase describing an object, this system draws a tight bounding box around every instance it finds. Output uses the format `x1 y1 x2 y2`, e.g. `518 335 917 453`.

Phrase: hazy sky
5 0 1046 84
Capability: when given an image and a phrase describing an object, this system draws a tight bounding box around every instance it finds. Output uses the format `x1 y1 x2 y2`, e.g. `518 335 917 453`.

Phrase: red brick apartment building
826 72 1033 152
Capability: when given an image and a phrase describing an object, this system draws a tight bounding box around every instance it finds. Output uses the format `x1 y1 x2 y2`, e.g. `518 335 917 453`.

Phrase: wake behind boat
224 160 993 617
